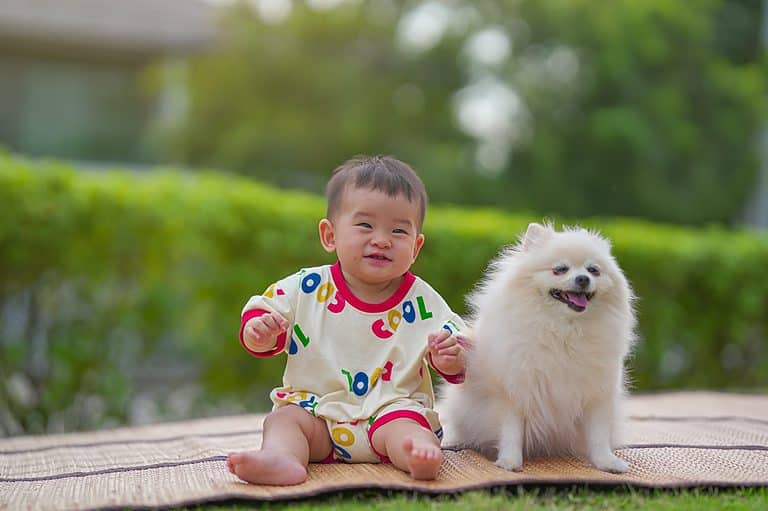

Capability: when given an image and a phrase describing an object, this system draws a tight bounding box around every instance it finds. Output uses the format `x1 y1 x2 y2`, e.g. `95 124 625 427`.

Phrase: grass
184 486 768 510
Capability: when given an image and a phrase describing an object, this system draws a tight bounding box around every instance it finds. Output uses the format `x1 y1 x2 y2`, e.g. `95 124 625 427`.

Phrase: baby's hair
325 155 428 230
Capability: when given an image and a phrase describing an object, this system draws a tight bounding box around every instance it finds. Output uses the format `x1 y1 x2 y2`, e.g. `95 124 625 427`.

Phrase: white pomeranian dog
438 222 636 473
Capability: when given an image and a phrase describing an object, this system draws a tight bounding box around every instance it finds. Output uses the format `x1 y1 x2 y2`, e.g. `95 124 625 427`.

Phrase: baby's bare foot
402 437 443 480
227 450 307 485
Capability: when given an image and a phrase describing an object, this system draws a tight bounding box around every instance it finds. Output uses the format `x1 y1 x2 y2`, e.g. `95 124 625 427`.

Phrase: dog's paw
590 453 628 473
494 454 523 472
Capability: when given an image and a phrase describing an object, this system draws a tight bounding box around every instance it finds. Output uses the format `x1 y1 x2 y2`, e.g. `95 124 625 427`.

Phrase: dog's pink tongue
566 292 588 307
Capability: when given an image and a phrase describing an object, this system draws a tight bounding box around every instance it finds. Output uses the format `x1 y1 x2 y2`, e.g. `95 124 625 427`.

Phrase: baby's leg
227 404 331 485
370 418 443 480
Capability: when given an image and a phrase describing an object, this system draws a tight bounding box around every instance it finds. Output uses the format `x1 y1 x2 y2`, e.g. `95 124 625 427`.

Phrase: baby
227 155 468 485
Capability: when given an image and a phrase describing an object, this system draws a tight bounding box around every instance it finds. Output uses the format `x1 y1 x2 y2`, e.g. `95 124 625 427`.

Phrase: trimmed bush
1 155 766 434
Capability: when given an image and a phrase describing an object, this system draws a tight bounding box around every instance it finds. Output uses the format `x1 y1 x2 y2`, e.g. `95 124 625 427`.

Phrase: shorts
271 390 442 463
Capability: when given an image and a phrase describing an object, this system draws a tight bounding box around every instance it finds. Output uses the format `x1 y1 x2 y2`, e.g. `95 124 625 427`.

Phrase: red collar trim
330 261 415 313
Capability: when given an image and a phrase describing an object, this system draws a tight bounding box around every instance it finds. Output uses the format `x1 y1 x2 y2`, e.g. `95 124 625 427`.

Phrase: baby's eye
356 223 372 229
587 266 601 276
393 228 408 234
553 265 569 275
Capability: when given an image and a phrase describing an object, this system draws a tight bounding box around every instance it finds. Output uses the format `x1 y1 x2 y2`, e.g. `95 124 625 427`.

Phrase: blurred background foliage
163 0 767 226
1 0 768 436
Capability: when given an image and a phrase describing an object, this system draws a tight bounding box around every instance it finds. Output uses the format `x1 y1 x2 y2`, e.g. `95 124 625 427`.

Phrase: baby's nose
372 235 391 247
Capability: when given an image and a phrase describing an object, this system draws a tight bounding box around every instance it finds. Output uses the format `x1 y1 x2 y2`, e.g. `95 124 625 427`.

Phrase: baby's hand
428 329 467 378
243 312 290 352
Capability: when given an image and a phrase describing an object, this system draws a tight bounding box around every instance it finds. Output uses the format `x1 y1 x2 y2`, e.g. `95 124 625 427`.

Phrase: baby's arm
428 329 468 382
242 312 290 353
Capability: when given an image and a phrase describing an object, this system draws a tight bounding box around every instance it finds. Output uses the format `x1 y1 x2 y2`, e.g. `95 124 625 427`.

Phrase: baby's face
327 186 424 291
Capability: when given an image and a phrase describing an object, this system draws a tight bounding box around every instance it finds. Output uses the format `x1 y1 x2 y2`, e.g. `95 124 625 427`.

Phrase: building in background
0 0 215 163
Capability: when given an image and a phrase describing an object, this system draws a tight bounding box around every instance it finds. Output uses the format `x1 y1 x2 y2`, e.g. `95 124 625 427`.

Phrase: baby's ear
520 222 553 251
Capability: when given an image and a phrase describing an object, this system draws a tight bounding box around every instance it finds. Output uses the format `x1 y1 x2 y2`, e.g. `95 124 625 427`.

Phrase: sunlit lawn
184 486 768 510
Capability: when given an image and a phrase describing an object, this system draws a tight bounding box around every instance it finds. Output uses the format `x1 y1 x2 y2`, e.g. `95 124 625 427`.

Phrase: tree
163 0 767 226
167 1 470 193
497 0 767 224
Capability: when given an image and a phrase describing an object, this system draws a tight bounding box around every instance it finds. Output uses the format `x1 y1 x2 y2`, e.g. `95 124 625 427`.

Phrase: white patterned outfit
239 262 466 463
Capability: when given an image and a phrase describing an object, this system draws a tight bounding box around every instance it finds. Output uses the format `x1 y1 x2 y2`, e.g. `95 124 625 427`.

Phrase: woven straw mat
1 391 767 510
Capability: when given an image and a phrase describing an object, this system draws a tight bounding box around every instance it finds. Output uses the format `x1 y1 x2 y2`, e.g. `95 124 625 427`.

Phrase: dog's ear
521 222 553 250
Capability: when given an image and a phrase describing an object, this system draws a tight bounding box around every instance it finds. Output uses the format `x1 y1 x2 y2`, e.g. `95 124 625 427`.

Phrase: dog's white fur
438 222 636 473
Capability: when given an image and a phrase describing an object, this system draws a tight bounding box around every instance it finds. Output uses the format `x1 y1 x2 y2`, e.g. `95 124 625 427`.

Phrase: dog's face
518 223 623 315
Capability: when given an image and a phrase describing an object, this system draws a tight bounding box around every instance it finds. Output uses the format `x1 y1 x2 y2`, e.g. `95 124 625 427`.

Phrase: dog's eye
587 266 601 276
553 265 569 275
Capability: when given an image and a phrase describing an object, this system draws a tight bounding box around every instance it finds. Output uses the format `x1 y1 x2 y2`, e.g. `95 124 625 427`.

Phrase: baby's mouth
549 289 594 312
365 254 391 262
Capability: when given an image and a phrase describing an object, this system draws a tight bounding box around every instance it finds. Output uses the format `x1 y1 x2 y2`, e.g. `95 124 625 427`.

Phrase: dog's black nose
575 275 590 288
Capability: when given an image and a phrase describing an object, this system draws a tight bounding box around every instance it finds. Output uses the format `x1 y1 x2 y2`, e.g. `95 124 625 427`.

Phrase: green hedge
1 155 767 434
